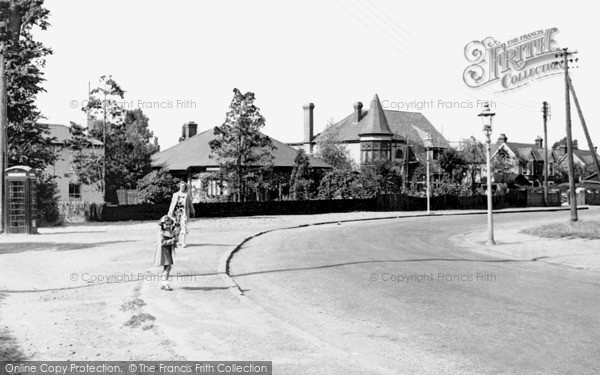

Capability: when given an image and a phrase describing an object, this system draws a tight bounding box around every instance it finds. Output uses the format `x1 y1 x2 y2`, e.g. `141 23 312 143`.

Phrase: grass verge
520 220 600 240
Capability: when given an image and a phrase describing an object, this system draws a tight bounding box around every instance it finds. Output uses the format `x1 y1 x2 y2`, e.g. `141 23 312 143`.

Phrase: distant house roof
550 143 599 168
44 123 103 146
315 95 449 151
573 149 599 167
152 128 332 171
492 141 554 162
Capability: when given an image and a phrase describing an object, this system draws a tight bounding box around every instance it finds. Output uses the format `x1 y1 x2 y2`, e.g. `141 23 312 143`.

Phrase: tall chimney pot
353 102 363 123
303 103 315 153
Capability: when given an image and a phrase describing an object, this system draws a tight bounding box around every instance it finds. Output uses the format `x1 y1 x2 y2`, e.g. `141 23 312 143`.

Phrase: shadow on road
183 243 236 248
231 257 537 278
179 286 232 292
0 240 138 254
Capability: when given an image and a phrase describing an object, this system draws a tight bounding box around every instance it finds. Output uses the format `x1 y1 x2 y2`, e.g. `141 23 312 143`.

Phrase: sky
34 0 599 152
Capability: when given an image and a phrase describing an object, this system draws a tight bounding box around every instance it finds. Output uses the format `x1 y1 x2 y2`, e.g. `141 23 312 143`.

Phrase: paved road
230 210 600 374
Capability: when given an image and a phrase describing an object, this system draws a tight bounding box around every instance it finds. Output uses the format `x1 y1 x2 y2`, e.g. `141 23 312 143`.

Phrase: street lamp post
424 133 434 214
479 104 496 246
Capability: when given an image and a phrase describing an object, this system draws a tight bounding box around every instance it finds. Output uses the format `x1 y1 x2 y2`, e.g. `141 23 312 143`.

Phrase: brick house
290 93 450 182
491 134 600 185
44 124 104 204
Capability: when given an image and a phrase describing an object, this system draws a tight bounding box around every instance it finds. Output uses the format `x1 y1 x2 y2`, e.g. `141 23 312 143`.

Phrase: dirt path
0 222 185 360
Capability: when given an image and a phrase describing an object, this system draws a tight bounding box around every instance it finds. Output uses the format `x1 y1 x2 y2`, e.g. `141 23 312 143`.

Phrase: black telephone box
4 166 37 234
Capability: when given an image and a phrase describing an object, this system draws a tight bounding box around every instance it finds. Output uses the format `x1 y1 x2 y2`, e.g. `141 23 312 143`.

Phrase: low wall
58 201 104 223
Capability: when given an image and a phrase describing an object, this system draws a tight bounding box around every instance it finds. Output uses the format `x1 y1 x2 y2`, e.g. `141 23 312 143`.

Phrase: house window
69 183 81 200
395 149 403 159
432 149 440 160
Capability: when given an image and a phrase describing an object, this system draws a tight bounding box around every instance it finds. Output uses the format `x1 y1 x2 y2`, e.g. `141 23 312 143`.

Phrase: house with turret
291 94 450 181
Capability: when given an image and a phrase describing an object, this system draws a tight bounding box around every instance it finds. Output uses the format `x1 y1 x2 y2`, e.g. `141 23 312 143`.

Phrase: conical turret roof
359 94 393 136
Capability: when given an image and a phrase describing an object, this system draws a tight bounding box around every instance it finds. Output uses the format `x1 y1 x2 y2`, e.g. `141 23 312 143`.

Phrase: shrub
137 170 181 204
37 174 61 226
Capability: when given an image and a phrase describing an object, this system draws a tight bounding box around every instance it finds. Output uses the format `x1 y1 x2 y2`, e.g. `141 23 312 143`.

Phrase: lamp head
478 103 496 134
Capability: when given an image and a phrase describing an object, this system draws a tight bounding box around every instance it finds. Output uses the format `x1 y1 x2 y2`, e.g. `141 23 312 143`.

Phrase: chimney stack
353 102 363 123
497 133 508 144
180 121 198 142
572 139 578 150
535 136 543 148
303 103 314 153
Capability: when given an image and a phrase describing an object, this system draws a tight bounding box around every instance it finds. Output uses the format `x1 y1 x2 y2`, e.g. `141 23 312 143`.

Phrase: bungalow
151 122 332 202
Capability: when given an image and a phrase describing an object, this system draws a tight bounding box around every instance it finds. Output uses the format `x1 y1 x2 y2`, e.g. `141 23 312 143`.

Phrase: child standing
154 215 176 291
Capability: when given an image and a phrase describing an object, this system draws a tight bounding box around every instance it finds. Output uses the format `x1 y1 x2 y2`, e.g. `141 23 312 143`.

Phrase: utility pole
0 40 6 233
102 79 107 202
542 101 550 206
559 48 578 222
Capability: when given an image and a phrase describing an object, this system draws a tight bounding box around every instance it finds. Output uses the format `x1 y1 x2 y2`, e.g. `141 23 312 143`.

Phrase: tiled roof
358 94 393 136
493 142 547 162
44 123 103 146
573 149 599 167
152 128 332 171
315 97 449 152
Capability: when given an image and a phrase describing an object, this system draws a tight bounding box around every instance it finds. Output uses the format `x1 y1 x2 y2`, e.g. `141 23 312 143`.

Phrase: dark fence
97 191 561 222
375 190 561 211
585 191 600 205
101 203 170 222
100 199 375 222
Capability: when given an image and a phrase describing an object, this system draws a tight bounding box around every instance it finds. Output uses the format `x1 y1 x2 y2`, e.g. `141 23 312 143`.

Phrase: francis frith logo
463 27 562 91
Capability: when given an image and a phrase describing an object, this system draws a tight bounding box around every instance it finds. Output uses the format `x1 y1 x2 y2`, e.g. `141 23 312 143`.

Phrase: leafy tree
137 169 180 204
68 121 103 186
1 0 55 170
409 164 427 194
1 1 56 228
459 136 485 194
37 173 60 224
69 77 159 203
492 147 516 183
438 147 466 183
289 149 312 200
363 159 403 195
315 119 356 170
209 88 274 202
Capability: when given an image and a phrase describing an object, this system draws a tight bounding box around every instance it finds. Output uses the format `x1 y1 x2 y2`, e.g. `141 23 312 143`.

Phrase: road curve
230 210 600 374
